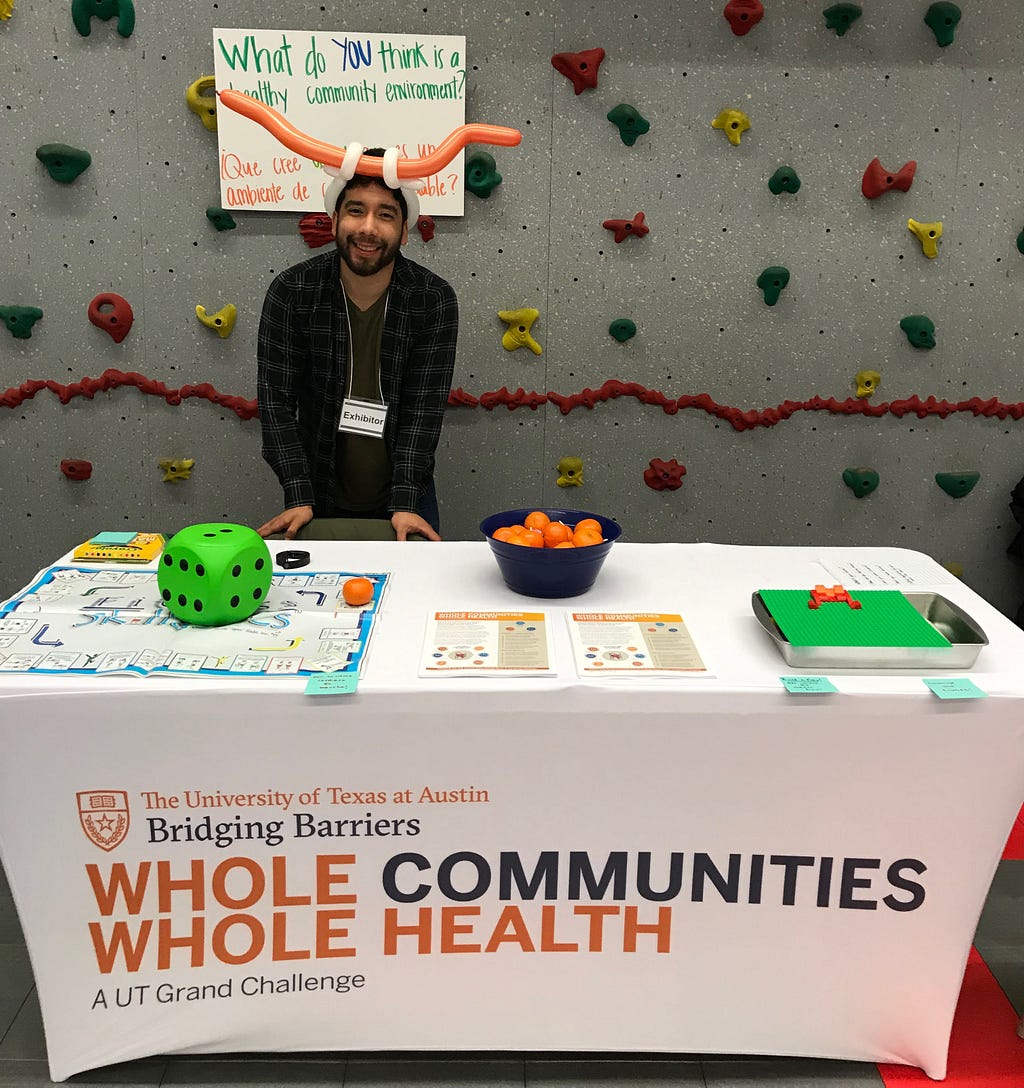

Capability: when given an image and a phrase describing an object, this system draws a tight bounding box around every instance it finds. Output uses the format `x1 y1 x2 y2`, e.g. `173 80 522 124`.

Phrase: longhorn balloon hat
217 89 522 218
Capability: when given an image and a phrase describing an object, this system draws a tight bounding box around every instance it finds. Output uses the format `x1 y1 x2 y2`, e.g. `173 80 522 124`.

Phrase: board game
0 566 388 678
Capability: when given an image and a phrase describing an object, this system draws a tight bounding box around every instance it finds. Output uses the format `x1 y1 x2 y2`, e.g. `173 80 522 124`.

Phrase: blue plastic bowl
479 508 622 598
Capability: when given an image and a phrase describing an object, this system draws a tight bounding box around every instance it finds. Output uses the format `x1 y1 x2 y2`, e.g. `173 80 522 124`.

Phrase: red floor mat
878 949 1024 1085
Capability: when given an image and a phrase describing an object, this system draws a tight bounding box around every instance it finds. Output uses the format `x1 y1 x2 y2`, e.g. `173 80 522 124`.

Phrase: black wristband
276 550 311 570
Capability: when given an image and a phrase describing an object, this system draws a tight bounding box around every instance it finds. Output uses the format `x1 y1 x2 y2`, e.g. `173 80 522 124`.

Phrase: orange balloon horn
217 90 522 176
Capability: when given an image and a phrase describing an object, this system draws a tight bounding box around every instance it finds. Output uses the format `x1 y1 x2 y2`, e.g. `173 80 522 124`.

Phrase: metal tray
751 591 989 670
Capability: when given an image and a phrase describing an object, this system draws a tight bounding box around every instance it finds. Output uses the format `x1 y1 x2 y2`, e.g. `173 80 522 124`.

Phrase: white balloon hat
323 142 422 223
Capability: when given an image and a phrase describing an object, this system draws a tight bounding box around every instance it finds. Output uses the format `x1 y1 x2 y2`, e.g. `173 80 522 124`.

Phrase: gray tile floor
2 860 1022 1087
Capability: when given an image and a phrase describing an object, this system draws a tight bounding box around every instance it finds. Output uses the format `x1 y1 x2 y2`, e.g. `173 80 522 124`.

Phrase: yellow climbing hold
854 369 881 399
158 458 195 483
907 218 942 258
0 0 14 21
186 76 218 131
498 307 542 354
556 456 584 488
196 303 237 339
711 108 751 146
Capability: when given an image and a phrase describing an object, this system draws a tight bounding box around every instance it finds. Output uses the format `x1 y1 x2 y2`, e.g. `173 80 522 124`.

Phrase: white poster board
212 29 467 215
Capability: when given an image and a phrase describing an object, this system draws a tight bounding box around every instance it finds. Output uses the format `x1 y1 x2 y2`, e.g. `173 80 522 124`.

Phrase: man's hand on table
257 505 313 540
392 511 440 541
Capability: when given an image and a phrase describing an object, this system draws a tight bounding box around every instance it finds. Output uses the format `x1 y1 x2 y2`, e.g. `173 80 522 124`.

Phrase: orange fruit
554 541 576 549
508 524 527 536
342 577 375 606
492 527 517 543
520 529 545 548
574 518 603 536
542 521 573 547
524 510 551 531
572 528 604 548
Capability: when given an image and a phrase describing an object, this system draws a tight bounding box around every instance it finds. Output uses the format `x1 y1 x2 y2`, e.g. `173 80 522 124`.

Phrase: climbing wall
3 1 1024 615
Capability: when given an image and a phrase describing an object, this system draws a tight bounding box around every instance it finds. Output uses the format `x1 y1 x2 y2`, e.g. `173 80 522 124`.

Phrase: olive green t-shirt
334 291 391 512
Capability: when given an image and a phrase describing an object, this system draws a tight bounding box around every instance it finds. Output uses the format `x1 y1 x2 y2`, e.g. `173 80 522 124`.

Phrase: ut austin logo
77 791 130 851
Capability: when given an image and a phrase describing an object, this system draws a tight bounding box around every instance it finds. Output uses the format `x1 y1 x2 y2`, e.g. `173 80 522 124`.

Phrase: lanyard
342 292 388 403
339 291 389 438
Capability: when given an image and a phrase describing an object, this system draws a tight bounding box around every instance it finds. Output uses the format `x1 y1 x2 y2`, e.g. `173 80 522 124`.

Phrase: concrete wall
3 0 1023 614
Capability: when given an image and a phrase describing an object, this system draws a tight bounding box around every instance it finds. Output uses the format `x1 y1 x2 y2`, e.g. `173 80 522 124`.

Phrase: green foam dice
157 523 271 627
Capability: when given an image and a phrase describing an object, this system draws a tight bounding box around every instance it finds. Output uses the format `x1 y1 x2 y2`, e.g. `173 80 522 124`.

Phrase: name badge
338 397 388 438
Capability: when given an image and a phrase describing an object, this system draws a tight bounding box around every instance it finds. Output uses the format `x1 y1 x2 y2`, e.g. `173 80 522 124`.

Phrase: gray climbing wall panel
2 0 1024 615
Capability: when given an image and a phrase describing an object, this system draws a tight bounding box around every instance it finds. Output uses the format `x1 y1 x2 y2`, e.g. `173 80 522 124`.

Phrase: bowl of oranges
479 508 622 598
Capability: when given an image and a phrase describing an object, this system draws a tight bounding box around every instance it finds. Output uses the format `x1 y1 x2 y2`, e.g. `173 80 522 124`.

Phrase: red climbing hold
861 157 917 199
644 458 687 491
448 387 479 407
602 212 649 243
299 212 334 248
723 0 765 35
416 215 435 242
60 458 93 481
87 293 133 343
551 48 606 95
480 387 514 411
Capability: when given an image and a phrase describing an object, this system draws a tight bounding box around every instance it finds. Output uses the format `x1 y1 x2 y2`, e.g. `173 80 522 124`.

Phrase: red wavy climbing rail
0 369 257 420
447 381 1024 431
1 372 1022 433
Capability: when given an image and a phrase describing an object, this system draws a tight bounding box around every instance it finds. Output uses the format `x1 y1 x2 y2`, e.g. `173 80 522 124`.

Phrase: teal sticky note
305 672 359 695
923 677 987 700
91 532 137 545
780 676 839 694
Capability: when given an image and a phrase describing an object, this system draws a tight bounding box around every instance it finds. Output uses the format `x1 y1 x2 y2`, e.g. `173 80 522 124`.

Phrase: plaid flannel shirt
257 250 458 515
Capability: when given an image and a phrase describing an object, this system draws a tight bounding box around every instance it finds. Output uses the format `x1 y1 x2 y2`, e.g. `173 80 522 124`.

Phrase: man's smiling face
333 181 407 278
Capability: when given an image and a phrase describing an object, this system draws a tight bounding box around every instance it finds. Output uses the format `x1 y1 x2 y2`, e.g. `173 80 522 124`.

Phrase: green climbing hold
608 319 637 343
71 0 135 37
206 207 237 231
900 314 936 350
0 305 44 339
924 2 960 46
606 104 650 147
842 468 879 498
464 152 502 198
35 143 91 184
756 266 790 306
823 3 862 36
768 166 801 195
935 471 979 498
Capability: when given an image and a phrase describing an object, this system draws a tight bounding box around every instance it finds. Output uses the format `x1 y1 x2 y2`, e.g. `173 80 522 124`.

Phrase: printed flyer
419 610 552 675
567 612 708 675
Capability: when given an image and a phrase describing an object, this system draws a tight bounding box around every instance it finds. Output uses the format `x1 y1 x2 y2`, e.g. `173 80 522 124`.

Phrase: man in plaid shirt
256 152 458 541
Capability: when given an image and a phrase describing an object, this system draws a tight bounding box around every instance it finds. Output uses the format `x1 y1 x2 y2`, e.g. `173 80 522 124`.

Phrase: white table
2 543 1023 1081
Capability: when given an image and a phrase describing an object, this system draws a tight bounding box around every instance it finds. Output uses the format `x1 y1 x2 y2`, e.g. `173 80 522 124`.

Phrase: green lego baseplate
757 588 951 649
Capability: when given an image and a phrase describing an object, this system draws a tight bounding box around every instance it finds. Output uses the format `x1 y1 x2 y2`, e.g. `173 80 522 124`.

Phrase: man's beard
336 230 401 277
